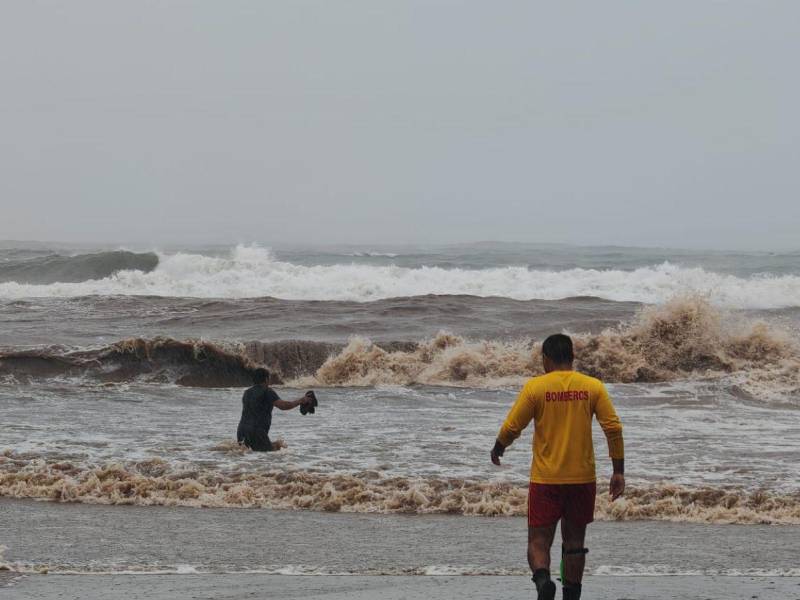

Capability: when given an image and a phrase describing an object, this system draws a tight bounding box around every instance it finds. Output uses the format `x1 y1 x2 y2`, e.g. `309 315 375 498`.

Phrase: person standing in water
491 334 625 600
237 368 314 451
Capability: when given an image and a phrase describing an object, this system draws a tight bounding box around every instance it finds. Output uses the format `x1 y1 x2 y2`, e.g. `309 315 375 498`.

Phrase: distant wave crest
0 245 798 308
0 251 158 284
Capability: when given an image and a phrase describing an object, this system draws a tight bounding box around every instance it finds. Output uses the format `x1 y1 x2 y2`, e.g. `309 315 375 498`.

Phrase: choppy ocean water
1 242 799 576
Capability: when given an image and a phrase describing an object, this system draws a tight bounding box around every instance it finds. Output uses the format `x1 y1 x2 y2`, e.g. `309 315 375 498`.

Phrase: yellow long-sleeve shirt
497 370 624 484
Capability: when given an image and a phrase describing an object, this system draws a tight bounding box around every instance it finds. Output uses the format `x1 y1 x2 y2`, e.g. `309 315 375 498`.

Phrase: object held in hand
300 391 318 415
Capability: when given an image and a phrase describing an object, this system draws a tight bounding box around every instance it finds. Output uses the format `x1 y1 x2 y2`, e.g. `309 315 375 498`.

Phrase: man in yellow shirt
491 334 625 600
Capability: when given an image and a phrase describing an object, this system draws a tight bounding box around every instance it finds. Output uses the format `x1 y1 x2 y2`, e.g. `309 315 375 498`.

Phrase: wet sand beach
4 573 800 600
1 499 798 598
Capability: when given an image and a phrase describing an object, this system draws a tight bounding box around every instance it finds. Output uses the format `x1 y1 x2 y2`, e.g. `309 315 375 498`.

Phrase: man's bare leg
529 524 557 599
528 523 557 571
561 518 587 599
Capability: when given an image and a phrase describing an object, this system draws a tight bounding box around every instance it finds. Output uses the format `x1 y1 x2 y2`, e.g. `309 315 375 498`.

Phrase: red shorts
528 482 596 527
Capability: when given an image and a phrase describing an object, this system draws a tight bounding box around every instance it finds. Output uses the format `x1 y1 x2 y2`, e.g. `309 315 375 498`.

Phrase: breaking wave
0 250 158 284
0 245 799 308
308 296 800 402
307 297 800 400
0 338 266 387
0 338 385 387
1 452 797 524
1 298 798 398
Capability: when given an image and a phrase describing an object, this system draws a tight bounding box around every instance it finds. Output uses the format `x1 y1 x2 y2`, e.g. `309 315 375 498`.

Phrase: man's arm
610 458 625 500
274 392 313 411
492 383 536 465
595 383 625 499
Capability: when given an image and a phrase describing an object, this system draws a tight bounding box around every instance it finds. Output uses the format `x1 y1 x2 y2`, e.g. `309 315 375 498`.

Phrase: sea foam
1 451 798 525
0 245 798 308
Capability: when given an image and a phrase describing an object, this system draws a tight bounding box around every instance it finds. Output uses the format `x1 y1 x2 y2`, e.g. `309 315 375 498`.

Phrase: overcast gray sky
1 1 798 249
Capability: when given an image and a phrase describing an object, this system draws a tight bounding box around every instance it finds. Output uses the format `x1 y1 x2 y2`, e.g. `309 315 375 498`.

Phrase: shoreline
1 498 798 577
3 573 800 600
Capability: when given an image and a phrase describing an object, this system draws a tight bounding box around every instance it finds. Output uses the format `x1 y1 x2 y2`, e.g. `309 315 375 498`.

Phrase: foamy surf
1 452 798 524
308 297 799 396
2 298 797 401
0 245 799 308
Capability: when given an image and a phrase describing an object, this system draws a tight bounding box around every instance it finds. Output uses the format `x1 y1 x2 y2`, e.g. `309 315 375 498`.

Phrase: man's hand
490 440 505 466
609 473 625 500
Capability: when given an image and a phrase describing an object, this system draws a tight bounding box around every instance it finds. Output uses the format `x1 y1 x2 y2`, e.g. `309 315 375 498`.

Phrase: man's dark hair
541 334 574 364
252 367 270 385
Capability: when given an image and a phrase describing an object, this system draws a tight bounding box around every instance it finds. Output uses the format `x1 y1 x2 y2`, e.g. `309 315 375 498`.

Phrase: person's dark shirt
237 385 280 438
